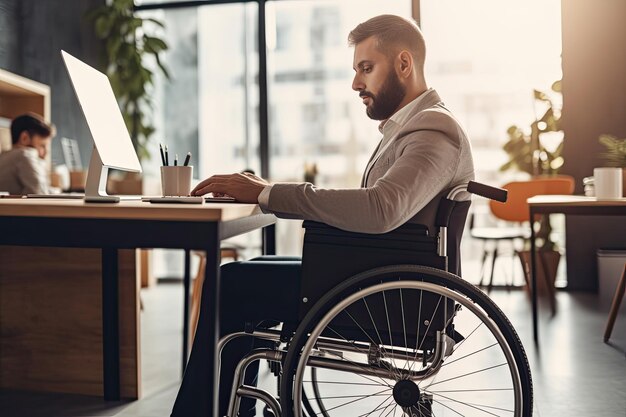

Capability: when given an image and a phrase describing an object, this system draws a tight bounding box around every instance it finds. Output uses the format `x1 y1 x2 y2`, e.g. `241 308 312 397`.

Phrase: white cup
594 167 623 199
160 166 193 196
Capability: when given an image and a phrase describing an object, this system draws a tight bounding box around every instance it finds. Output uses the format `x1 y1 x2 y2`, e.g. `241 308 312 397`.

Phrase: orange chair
471 176 575 299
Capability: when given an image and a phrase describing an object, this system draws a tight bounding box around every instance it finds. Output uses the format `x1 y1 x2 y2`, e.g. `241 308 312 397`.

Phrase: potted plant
500 80 565 297
86 0 169 193
598 134 626 196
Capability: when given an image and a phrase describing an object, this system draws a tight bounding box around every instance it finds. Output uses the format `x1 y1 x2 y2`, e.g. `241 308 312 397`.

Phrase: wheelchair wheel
281 265 532 417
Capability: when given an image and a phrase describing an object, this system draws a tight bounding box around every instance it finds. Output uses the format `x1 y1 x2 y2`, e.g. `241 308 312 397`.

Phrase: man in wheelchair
172 14 532 417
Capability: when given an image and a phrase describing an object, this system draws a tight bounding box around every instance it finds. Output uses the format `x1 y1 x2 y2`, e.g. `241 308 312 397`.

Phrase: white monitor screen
61 50 142 172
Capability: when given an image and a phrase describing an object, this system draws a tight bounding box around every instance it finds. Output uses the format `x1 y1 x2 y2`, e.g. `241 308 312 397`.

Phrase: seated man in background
172 14 475 417
0 113 55 195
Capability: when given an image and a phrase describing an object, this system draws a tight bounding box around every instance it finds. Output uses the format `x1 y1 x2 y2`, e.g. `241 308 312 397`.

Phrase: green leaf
95 15 112 38
153 53 170 79
83 0 169 161
144 17 166 28
598 134 626 167
144 36 168 53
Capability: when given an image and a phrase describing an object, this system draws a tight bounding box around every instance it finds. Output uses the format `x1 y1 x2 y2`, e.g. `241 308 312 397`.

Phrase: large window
137 3 260 182
138 0 563 277
266 0 411 254
137 2 262 276
420 0 562 184
420 0 563 284
138 0 412 260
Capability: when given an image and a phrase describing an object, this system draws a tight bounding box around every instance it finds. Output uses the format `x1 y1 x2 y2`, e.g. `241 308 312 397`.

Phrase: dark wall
561 0 626 290
0 0 105 167
0 0 21 71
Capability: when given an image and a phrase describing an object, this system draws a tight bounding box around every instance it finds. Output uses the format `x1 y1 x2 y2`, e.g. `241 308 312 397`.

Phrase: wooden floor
1 281 625 416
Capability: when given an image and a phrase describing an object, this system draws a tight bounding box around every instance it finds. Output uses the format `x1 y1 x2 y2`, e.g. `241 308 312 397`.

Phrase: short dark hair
348 14 426 69
10 113 55 144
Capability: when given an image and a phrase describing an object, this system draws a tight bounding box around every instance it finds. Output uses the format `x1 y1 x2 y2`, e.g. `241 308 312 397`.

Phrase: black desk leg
201 234 220 416
262 224 276 255
182 248 191 374
530 210 539 344
102 248 121 400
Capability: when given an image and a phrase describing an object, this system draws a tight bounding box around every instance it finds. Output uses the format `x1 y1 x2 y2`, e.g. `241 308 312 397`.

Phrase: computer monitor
61 50 142 202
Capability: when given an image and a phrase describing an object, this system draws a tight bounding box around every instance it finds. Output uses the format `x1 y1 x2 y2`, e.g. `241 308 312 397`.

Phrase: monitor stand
84 147 142 203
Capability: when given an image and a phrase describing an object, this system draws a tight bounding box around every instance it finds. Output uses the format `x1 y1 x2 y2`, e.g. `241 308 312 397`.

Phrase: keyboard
145 196 236 204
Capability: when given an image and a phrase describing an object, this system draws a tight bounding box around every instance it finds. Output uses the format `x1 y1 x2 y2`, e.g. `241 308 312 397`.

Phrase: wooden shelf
0 68 50 121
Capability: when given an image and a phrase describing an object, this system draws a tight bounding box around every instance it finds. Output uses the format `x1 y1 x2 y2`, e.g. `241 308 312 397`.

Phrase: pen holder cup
160 166 193 196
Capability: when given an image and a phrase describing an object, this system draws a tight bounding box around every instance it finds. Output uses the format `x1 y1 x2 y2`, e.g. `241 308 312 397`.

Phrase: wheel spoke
379 397 398 417
303 380 383 387
343 310 382 349
419 320 485 389
321 388 391 414
317 341 394 389
431 399 463 416
441 342 499 368
313 391 391 400
409 294 443 374
447 321 484 358
425 362 508 389
356 392 395 417
382 290 402 379
414 400 436 417
434 387 513 393
377 396 397 417
399 288 410 372
430 391 514 415
325 325 395 389
363 296 396 370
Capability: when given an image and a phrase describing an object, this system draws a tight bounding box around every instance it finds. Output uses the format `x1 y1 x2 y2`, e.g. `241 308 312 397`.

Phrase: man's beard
362 70 406 121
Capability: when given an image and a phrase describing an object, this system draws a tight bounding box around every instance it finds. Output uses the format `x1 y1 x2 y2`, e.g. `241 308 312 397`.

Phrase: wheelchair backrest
299 198 471 322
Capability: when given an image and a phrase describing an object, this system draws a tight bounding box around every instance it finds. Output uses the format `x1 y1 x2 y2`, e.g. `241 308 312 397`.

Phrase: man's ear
17 131 31 146
397 50 413 78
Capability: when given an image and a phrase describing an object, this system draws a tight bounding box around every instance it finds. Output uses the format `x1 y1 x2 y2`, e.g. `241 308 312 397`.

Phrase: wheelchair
219 181 533 417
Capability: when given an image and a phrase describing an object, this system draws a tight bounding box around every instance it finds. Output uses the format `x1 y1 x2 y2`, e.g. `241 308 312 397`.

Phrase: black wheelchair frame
218 181 532 417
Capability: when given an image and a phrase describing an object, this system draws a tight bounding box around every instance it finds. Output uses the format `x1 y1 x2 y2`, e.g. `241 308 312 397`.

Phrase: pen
164 145 169 166
159 143 166 166
183 152 191 166
174 154 178 166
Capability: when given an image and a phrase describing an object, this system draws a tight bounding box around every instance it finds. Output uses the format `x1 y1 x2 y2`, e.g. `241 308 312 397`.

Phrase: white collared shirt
363 88 434 183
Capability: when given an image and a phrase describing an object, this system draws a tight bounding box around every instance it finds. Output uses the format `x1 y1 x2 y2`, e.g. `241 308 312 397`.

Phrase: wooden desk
0 198 275 414
527 195 626 343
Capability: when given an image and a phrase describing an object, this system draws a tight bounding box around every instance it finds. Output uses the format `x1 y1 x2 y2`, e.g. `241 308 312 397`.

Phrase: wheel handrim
293 279 523 417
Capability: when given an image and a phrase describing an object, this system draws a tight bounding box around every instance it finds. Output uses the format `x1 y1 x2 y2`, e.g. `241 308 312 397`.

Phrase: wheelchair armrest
467 181 508 203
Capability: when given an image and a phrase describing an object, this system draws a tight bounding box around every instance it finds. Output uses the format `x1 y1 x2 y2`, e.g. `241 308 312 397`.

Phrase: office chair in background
471 176 575 297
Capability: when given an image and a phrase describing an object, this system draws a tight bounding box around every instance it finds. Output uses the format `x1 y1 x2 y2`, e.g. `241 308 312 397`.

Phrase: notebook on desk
27 193 85 199
27 193 143 202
